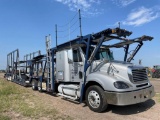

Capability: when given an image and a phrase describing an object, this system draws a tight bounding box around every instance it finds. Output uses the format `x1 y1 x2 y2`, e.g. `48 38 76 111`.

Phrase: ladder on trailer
45 35 53 91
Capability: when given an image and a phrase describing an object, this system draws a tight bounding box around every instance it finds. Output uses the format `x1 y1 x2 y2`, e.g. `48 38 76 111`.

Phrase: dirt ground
0 73 160 120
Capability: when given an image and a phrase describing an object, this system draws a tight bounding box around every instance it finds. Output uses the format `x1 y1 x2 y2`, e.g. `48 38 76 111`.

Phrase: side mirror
110 51 114 60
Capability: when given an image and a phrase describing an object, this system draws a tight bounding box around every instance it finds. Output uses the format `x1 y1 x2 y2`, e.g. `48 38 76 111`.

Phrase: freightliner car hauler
6 27 155 112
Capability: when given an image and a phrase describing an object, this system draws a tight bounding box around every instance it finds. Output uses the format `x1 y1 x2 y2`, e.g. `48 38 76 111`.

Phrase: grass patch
0 78 72 119
0 114 11 120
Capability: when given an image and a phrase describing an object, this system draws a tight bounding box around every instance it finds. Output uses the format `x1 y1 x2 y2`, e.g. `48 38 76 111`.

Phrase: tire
31 79 38 90
22 80 27 87
38 81 42 92
21 75 28 87
7 76 11 81
11 75 14 82
85 85 108 113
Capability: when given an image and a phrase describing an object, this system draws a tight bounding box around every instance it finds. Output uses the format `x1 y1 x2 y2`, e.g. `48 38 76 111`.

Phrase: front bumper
104 85 155 105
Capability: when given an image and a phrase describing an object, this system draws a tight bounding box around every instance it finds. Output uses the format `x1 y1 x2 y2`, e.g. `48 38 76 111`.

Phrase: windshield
81 46 114 61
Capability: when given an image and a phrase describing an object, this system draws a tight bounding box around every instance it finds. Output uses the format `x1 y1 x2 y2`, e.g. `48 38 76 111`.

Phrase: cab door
68 48 83 82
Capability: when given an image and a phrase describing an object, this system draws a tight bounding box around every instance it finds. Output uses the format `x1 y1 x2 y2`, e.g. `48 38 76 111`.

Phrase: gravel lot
0 73 160 120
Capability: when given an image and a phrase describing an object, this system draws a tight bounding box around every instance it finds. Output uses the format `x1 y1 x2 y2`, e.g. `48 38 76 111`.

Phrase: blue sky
0 0 160 69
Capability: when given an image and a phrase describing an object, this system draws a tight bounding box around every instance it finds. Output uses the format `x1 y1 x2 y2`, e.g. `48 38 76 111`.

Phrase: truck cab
55 44 154 112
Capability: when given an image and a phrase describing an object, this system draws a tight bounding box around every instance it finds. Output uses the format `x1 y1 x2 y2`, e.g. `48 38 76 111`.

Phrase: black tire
11 75 14 82
38 81 42 92
22 80 27 87
7 76 12 81
31 79 38 90
21 75 28 87
85 85 108 112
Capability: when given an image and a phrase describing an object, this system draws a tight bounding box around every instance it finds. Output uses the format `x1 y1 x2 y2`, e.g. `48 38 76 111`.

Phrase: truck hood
91 60 148 83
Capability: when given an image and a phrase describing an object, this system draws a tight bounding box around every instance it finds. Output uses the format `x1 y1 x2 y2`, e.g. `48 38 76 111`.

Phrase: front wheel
85 85 108 112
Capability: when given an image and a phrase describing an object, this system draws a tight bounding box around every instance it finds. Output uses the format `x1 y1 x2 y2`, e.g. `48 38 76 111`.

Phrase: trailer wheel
85 85 108 112
7 76 11 81
22 80 27 87
38 81 42 92
31 80 38 90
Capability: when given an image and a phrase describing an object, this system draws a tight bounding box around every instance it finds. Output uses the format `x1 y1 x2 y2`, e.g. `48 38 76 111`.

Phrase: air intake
132 68 148 82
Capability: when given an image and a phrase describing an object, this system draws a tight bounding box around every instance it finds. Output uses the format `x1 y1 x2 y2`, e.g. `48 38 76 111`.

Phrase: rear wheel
85 85 108 113
21 75 28 87
31 79 38 90
38 81 42 92
7 76 11 81
22 80 27 87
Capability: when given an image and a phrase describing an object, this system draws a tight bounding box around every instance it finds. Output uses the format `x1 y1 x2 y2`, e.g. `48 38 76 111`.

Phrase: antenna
79 9 82 37
55 24 58 48
69 23 70 41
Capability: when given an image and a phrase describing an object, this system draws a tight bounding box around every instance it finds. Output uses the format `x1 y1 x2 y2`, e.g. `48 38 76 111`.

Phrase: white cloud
111 0 136 7
55 0 103 16
122 6 160 26
89 0 101 4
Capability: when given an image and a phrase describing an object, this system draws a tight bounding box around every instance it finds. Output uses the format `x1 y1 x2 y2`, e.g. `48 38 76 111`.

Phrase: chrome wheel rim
88 90 100 108
32 81 35 89
38 82 41 91
38 86 41 91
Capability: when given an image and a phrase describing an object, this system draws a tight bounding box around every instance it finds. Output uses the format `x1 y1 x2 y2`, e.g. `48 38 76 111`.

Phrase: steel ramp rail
51 27 132 52
105 35 153 48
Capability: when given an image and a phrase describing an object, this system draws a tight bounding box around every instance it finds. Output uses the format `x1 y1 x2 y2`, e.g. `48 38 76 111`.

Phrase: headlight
114 81 129 89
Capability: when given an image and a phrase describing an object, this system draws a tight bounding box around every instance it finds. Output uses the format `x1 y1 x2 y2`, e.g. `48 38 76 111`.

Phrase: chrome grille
132 68 148 82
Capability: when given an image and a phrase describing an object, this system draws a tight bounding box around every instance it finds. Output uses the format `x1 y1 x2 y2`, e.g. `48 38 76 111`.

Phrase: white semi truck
34 27 154 112
6 27 155 112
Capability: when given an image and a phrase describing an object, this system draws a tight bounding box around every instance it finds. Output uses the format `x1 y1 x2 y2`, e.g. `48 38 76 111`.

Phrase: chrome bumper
104 86 155 105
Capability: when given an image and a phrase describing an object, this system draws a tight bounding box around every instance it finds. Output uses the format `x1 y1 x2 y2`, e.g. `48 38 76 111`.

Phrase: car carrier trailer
34 27 155 112
6 27 155 112
5 49 19 81
5 49 45 87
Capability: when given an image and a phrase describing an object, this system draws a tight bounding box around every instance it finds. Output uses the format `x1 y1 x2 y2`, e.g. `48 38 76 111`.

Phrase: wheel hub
88 90 100 108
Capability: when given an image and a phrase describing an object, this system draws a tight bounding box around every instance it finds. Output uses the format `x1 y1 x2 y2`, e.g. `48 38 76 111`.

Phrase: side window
68 49 73 63
73 49 82 62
